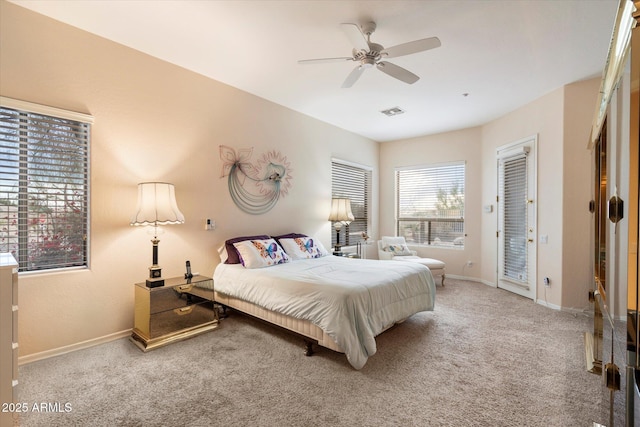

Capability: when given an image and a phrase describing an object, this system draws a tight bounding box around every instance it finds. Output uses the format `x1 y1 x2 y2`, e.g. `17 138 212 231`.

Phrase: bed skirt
214 291 344 353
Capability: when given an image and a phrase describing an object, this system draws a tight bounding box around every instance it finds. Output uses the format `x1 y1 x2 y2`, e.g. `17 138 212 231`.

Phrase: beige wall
484 80 600 311
383 79 600 310
482 78 599 311
562 78 602 310
379 127 484 277
481 89 565 306
0 2 378 357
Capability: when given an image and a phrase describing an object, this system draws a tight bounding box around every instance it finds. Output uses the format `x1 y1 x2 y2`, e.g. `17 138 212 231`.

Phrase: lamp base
147 265 163 287
146 277 165 288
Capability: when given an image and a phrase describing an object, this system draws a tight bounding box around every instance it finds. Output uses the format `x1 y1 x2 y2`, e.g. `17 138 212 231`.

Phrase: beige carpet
18 279 610 426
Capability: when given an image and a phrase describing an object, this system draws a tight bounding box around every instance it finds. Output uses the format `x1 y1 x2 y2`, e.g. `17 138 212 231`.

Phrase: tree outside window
0 101 91 272
396 162 465 248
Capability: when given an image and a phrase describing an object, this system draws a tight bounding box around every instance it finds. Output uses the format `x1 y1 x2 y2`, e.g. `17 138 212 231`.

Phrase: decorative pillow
381 236 413 256
272 232 307 246
224 235 270 264
279 237 329 260
233 238 289 268
385 244 413 256
218 244 228 263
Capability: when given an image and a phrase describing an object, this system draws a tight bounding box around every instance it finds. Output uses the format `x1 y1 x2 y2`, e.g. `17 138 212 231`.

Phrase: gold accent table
130 274 218 351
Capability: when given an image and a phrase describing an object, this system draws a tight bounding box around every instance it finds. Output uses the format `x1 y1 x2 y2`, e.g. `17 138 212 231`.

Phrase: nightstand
130 274 218 351
333 251 359 258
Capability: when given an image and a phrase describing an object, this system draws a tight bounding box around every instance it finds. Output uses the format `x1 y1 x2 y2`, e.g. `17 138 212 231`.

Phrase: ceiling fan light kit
298 21 441 88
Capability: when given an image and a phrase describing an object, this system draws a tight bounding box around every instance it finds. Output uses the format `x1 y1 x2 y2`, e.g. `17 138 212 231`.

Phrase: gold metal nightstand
130 274 218 351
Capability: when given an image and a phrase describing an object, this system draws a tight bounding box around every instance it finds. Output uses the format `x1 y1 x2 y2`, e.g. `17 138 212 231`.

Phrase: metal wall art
219 145 293 215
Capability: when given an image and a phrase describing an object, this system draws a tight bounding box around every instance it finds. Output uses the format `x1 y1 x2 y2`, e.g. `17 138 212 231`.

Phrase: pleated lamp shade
328 198 354 225
130 182 185 226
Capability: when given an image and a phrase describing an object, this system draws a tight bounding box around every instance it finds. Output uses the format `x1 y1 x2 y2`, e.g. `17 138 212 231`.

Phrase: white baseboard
19 329 132 366
536 299 561 311
446 274 496 288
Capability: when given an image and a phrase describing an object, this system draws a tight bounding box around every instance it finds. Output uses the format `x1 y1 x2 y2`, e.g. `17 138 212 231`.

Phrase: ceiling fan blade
298 57 354 64
342 65 365 88
340 23 369 51
377 61 419 84
381 37 441 59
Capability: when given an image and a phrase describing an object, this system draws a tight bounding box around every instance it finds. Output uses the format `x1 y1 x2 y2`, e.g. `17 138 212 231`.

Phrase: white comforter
213 256 435 369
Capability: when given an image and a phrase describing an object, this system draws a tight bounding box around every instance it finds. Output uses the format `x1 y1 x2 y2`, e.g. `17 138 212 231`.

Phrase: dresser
130 275 218 351
0 253 18 427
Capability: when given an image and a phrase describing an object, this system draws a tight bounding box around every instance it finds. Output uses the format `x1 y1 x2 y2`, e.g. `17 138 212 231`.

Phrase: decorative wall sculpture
219 145 293 215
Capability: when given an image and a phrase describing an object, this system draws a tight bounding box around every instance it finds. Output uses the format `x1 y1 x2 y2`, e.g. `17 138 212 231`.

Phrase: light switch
539 235 548 244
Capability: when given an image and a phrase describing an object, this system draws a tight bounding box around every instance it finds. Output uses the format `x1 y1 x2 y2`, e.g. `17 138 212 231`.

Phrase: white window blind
0 100 91 272
396 162 465 248
331 160 370 247
500 154 528 282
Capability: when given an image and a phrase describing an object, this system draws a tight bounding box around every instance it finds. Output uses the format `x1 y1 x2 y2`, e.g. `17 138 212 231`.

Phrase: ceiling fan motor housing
354 42 383 68
354 52 378 68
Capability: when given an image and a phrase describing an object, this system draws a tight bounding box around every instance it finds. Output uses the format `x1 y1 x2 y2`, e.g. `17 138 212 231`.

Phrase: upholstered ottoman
377 237 446 286
392 256 446 286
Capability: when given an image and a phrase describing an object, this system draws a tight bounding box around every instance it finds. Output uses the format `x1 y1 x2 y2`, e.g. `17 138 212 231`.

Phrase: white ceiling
10 0 618 142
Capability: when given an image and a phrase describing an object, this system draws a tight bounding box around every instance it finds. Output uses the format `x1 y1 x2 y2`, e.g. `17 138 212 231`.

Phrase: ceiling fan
298 21 441 88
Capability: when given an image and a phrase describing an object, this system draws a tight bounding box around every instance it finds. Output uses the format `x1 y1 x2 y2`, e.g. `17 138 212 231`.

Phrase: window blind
331 160 370 247
396 162 465 247
500 154 528 282
0 103 91 272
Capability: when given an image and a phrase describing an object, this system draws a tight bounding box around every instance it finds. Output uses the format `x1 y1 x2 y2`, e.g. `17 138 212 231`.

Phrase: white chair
377 237 445 286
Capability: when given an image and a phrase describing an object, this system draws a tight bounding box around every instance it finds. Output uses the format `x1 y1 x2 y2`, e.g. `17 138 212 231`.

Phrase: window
331 159 371 248
0 98 92 272
396 162 465 248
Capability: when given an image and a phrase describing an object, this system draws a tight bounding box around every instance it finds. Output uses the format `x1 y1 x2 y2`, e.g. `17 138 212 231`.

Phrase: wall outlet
466 261 473 267
204 219 216 230
543 277 550 287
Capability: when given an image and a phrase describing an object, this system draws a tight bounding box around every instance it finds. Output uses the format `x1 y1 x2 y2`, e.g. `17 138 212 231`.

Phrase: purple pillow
272 233 307 247
224 235 270 264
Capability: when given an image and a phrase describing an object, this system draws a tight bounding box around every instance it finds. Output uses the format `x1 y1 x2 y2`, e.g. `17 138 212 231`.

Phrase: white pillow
217 244 228 263
381 236 413 256
233 238 289 268
279 237 329 260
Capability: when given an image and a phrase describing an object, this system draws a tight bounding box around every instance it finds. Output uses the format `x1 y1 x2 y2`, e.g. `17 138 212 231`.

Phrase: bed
211 234 436 369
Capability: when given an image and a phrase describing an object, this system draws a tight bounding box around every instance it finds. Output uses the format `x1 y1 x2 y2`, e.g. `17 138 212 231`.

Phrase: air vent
380 107 405 117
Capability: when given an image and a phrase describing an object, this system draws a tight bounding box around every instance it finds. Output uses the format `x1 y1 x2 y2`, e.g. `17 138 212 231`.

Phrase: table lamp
328 197 354 253
130 182 184 287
